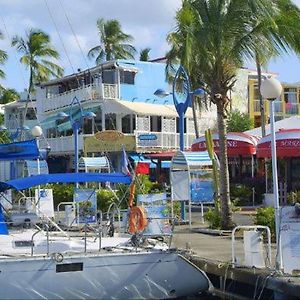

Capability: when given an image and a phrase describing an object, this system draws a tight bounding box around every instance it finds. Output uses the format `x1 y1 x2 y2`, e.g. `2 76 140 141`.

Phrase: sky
0 0 300 93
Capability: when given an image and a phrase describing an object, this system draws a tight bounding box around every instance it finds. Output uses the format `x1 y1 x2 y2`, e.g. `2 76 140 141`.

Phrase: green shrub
254 207 275 239
230 184 252 205
287 190 300 205
204 207 221 229
47 184 74 208
97 189 118 213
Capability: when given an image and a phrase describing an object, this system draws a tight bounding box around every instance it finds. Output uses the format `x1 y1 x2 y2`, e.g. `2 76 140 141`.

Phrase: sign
281 206 300 274
74 189 97 224
138 134 157 141
137 193 172 236
190 170 215 204
35 189 54 218
84 130 136 152
26 160 49 176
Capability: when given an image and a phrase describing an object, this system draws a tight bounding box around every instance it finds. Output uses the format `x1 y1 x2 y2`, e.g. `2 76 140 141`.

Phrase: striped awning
171 151 212 171
78 157 110 171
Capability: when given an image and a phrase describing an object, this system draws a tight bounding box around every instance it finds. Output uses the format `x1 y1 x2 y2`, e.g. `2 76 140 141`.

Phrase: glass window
102 70 116 84
150 116 162 132
105 113 116 130
120 70 135 84
122 114 134 133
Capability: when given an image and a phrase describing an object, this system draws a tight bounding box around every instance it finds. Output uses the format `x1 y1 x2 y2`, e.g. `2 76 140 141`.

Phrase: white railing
135 131 195 150
42 84 118 113
40 135 84 154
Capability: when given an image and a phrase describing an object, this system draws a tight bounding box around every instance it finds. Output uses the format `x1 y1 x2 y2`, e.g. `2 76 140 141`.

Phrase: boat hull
0 251 210 299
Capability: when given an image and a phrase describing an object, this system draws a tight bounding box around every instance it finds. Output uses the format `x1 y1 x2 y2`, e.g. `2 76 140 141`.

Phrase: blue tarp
0 139 39 160
0 172 132 192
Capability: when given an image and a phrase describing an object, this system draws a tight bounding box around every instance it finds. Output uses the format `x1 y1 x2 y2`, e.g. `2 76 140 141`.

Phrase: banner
137 193 171 236
35 189 54 218
74 189 97 224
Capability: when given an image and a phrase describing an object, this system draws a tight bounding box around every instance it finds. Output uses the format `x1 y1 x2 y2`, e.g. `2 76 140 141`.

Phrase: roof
171 151 212 171
0 172 132 192
3 100 36 109
244 116 300 137
102 99 194 118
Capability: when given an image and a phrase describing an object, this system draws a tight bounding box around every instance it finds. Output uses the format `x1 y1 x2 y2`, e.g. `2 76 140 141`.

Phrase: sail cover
0 172 132 192
0 139 39 160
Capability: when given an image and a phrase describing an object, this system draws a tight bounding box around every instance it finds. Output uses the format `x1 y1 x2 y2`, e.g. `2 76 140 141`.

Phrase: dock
172 209 300 299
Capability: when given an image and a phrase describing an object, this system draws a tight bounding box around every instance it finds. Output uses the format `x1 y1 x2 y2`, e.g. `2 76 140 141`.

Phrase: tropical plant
254 207 275 240
0 88 20 104
167 0 284 229
227 110 253 132
12 29 63 94
88 18 136 64
139 48 151 61
0 30 7 89
254 0 300 137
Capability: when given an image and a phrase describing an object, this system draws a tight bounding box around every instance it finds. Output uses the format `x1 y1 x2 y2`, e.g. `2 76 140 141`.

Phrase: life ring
128 206 148 234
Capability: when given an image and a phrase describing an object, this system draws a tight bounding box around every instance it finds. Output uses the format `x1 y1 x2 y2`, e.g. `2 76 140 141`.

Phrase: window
105 113 116 130
122 114 134 133
120 70 135 84
150 116 162 132
102 70 116 84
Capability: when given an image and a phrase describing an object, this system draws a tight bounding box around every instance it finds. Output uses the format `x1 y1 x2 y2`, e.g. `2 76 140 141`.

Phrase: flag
136 162 149 175
121 146 131 176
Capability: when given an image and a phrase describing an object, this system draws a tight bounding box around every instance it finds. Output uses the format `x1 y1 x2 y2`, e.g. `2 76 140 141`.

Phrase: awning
78 156 110 171
191 132 258 156
102 99 194 118
0 172 132 192
171 151 212 171
256 129 300 158
129 154 171 169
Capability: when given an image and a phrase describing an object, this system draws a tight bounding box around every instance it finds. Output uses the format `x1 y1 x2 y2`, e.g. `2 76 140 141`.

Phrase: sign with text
84 130 136 152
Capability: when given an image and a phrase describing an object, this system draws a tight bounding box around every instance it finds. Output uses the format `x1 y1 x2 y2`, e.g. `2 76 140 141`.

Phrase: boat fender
52 252 64 263
128 206 148 234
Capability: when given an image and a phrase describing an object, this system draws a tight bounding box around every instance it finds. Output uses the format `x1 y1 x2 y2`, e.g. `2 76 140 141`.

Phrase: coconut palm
0 31 8 90
139 48 151 61
0 88 20 104
167 0 281 229
254 0 300 136
12 29 63 94
88 18 136 64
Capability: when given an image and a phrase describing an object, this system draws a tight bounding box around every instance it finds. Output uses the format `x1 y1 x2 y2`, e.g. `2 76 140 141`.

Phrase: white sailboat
0 173 211 299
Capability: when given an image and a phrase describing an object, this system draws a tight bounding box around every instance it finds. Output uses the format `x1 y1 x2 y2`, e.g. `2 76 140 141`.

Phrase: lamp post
57 97 96 174
154 66 204 221
260 77 283 271
31 125 43 175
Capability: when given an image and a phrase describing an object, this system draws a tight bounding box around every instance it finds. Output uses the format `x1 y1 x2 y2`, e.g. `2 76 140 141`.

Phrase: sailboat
0 172 211 299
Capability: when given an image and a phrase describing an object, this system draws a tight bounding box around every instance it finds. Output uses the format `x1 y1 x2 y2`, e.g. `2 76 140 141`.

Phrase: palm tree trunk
256 55 266 137
216 100 233 229
191 94 200 138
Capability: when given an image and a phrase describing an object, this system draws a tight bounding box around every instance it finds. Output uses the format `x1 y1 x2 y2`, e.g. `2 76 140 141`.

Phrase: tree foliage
0 89 20 104
88 18 136 64
139 48 151 61
12 29 63 93
227 110 253 132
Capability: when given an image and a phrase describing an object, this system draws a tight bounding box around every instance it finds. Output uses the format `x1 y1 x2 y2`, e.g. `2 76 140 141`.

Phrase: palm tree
12 29 64 94
0 88 20 104
88 18 136 64
167 0 281 229
139 48 151 61
0 31 8 90
254 0 300 136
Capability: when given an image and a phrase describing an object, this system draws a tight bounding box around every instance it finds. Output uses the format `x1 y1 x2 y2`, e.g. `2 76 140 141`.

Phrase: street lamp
154 65 204 221
57 97 96 174
31 125 43 175
260 76 283 271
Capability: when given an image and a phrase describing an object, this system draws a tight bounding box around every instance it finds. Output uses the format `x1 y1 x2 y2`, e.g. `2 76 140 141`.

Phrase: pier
172 209 300 299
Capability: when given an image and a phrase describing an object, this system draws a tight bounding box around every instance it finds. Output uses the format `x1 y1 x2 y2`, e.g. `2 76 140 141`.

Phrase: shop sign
138 134 158 141
84 130 136 152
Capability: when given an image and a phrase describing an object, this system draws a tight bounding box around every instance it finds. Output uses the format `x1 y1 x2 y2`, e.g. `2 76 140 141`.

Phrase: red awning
144 151 176 159
191 132 258 156
256 129 300 158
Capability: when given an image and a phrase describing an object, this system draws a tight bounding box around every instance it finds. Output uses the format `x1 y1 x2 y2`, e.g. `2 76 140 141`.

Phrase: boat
0 172 211 299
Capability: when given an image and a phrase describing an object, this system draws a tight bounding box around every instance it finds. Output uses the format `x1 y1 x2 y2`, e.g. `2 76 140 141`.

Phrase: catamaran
0 172 211 299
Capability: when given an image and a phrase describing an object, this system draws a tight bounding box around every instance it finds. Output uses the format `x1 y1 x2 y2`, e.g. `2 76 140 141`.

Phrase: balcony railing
41 131 195 155
42 83 118 113
285 103 299 115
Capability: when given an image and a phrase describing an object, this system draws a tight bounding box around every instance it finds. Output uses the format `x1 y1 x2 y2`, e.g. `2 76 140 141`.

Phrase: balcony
41 131 195 155
285 103 299 115
42 83 119 113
